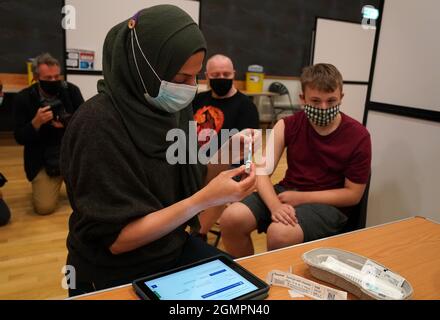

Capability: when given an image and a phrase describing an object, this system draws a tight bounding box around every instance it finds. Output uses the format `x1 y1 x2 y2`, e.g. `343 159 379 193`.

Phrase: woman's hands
110 164 255 256
211 128 262 165
198 164 257 209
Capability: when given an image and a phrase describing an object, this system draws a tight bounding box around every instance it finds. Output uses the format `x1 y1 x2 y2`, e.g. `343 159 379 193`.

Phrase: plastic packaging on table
302 248 413 300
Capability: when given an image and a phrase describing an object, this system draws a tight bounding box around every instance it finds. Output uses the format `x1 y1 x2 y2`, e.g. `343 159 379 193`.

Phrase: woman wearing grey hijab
61 5 256 297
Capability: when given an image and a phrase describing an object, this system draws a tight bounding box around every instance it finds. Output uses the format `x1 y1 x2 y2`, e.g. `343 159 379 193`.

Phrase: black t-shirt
193 90 260 149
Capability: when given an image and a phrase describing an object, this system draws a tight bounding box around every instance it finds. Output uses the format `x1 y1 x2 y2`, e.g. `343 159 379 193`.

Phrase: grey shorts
241 185 348 243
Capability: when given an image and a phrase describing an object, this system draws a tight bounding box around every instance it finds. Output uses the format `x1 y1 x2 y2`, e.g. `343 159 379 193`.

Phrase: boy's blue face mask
304 104 340 127
130 27 197 113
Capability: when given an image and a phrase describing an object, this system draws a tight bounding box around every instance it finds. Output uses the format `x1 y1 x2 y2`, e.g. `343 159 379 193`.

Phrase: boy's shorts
241 184 348 242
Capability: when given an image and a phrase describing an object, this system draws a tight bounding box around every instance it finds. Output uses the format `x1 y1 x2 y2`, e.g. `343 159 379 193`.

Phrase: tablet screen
143 258 259 300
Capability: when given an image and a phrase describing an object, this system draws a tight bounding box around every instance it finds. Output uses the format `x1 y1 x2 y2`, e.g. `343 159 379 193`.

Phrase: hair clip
128 11 140 29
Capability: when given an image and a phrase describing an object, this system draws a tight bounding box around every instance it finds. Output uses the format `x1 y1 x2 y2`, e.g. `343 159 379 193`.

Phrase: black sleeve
13 91 41 146
69 83 85 110
192 91 208 114
237 95 260 130
61 103 163 249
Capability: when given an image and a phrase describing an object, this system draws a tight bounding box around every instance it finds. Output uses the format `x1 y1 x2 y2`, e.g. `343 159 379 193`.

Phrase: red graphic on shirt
194 106 224 146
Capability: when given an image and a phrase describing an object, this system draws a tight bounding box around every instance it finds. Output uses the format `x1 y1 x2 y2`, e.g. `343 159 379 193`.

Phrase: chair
206 203 233 247
208 223 222 247
268 82 302 127
342 175 371 233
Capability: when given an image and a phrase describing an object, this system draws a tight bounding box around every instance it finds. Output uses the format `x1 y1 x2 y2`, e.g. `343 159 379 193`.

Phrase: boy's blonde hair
300 63 343 94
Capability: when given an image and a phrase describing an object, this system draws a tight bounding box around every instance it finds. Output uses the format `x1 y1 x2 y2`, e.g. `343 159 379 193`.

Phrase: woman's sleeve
61 108 162 249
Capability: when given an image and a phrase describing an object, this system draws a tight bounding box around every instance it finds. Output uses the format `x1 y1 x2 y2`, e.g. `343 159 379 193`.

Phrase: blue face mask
130 28 197 113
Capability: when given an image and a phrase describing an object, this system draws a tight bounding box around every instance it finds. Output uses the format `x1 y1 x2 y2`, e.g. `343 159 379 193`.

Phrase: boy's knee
220 203 252 233
267 223 303 250
220 205 240 229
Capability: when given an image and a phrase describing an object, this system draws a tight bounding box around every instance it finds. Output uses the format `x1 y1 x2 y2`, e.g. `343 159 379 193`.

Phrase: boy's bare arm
254 120 297 226
278 178 367 208
256 119 286 209
257 175 282 211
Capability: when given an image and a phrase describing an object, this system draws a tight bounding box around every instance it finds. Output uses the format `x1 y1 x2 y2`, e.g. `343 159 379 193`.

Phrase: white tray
302 248 413 300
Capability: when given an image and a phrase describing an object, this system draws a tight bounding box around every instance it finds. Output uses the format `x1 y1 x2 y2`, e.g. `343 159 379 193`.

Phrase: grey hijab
97 5 207 230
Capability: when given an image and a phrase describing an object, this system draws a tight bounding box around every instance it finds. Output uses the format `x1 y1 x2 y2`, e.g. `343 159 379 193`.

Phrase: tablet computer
132 255 269 300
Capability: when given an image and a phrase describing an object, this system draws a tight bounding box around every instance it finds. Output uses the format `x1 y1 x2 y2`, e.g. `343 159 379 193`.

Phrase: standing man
193 54 260 242
13 53 84 215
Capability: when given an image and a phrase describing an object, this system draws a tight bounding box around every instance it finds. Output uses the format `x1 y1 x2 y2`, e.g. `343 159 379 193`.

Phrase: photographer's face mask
39 80 61 97
130 28 197 113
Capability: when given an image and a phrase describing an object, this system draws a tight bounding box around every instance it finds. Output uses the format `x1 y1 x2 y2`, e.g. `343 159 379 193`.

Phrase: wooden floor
0 132 287 300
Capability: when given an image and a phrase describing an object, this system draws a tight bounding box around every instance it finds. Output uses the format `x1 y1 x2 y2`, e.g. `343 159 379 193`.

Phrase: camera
47 99 72 126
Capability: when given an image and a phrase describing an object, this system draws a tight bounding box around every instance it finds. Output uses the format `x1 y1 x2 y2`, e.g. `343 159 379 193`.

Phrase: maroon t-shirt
279 111 371 192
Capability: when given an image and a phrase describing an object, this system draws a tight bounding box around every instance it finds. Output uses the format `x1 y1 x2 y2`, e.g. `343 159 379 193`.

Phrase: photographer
13 53 84 215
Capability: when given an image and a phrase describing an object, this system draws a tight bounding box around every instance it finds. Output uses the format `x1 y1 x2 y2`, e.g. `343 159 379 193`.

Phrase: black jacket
61 93 190 284
13 82 84 181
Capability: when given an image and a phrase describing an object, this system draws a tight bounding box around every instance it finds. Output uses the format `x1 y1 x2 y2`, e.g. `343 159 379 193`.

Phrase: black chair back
268 82 289 96
342 175 371 233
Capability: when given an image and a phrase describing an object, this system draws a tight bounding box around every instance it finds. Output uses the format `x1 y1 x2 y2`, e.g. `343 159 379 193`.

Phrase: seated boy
220 63 371 258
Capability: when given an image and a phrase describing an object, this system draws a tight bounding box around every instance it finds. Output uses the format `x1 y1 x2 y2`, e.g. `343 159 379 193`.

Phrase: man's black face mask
209 78 233 97
39 80 62 96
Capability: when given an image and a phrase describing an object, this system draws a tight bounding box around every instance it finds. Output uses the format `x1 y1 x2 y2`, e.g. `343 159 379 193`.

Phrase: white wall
66 0 200 71
365 0 440 226
68 74 103 101
366 111 440 225
65 0 200 102
310 18 374 123
371 0 440 111
341 85 367 123
313 18 376 82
